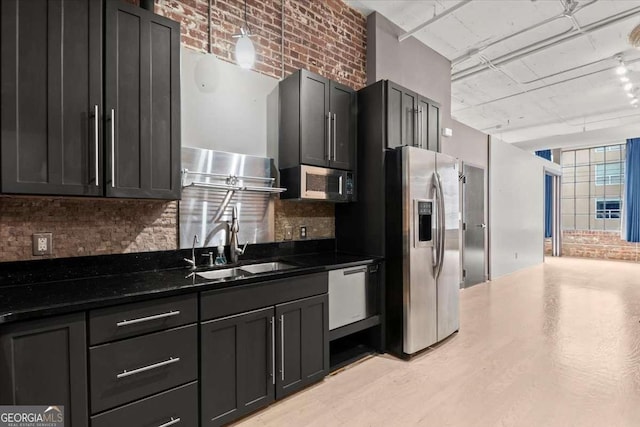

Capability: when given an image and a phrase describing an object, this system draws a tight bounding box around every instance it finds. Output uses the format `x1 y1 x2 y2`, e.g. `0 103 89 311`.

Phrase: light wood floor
235 257 640 427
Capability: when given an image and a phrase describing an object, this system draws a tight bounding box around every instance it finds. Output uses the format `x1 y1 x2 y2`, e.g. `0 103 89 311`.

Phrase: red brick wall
143 0 367 89
562 230 639 262
1 0 366 262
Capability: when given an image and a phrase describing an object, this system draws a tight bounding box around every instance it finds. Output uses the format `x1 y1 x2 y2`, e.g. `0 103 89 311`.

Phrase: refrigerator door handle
432 173 440 275
434 172 445 280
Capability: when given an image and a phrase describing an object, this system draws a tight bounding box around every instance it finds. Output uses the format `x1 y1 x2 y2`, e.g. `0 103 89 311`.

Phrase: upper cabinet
385 81 440 152
0 0 181 200
278 69 356 171
1 0 103 196
105 1 181 199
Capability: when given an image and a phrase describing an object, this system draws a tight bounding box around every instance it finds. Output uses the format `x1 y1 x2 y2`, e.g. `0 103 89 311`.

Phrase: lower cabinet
0 313 88 427
276 294 329 399
201 306 275 426
201 294 329 426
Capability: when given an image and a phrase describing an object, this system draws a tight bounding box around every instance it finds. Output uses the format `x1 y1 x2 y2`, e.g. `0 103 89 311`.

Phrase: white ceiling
346 0 640 150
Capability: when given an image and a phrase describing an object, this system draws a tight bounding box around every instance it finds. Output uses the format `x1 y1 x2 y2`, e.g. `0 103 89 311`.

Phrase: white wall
447 120 488 169
181 48 278 157
489 137 561 279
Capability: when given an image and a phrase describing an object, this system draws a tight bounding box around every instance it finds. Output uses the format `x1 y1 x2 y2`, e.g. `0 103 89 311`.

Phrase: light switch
284 226 293 240
300 226 307 239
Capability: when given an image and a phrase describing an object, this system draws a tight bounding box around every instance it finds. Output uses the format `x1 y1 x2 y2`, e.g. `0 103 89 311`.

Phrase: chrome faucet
229 206 248 264
183 234 199 269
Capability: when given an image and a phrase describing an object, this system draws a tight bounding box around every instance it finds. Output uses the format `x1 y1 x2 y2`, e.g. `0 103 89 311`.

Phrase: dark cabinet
105 1 181 199
1 0 103 196
385 81 440 152
0 0 181 200
201 307 275 427
0 313 88 427
277 69 356 171
276 294 329 399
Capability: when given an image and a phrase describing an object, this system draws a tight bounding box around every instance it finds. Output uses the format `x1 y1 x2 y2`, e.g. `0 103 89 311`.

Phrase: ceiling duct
630 23 640 47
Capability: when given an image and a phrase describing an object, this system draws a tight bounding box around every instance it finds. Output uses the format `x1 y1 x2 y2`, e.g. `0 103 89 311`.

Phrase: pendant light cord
244 0 252 34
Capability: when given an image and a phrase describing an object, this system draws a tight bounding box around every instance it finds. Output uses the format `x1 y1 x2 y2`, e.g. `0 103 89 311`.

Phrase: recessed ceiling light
624 83 633 91
617 64 628 75
631 98 639 105
621 76 630 83
628 93 635 98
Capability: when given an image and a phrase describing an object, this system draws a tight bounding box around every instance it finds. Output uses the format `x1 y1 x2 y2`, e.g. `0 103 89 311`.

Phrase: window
594 145 622 153
595 162 624 186
561 143 626 231
595 198 621 219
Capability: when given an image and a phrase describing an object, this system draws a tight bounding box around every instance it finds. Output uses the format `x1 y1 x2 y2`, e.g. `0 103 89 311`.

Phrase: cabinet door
1 0 102 196
386 82 417 149
105 1 181 199
428 102 441 152
0 313 88 427
300 70 330 167
201 307 275 426
329 82 356 171
275 294 329 400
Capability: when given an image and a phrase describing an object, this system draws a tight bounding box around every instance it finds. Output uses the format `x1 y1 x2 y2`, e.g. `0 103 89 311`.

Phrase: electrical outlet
300 226 307 239
33 233 52 256
284 226 293 240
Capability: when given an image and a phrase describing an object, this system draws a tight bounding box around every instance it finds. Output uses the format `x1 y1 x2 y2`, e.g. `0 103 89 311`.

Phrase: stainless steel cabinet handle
116 310 181 327
110 108 116 187
271 316 275 385
338 175 343 196
157 417 181 427
116 357 180 379
280 314 285 382
419 107 423 149
477 223 487 229
332 113 337 161
326 112 331 161
343 267 367 275
94 105 99 186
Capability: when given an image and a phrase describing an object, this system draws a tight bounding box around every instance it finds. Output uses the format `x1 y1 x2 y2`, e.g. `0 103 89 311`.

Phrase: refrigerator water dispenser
415 200 433 247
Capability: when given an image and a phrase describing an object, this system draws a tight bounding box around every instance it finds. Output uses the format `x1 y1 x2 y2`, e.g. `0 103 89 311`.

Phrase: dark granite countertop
0 247 381 325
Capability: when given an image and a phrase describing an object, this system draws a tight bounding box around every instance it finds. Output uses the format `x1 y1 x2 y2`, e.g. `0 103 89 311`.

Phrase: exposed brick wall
0 197 177 262
1 0 366 262
562 230 639 262
136 0 367 89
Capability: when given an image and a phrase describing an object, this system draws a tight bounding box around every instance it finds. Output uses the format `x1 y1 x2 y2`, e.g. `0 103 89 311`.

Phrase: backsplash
0 197 178 262
274 200 335 241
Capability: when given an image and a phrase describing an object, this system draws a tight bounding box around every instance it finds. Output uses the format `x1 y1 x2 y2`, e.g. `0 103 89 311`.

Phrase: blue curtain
625 138 640 242
536 149 553 238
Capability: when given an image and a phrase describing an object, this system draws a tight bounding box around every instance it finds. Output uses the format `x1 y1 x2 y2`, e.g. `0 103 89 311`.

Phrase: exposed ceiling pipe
452 4 640 82
451 0 597 66
398 0 472 42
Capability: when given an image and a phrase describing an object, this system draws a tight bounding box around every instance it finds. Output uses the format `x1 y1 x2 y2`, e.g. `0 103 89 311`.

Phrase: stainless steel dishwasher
328 265 375 330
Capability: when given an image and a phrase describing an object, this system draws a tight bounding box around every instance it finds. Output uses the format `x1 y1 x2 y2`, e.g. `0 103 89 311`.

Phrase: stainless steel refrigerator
385 146 461 356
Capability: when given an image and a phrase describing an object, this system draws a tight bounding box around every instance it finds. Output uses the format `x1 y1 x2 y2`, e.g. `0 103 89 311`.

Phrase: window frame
594 162 624 186
594 197 622 220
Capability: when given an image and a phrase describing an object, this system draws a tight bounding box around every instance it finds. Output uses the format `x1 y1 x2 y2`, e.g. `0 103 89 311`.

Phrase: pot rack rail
181 169 286 223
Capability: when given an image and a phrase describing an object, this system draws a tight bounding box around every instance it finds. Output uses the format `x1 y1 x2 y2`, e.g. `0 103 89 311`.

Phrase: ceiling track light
233 0 256 69
624 82 633 91
621 76 630 83
615 55 628 75
631 98 639 105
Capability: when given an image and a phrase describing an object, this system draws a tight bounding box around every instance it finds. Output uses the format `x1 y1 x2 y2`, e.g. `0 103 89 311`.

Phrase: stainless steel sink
196 268 248 281
239 262 296 274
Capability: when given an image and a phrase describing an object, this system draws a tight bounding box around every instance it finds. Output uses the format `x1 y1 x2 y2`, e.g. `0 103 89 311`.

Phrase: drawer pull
116 311 181 327
157 417 181 427
343 267 367 276
116 357 180 379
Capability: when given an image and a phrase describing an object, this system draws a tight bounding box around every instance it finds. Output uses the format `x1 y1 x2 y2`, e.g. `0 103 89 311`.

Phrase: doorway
462 164 487 288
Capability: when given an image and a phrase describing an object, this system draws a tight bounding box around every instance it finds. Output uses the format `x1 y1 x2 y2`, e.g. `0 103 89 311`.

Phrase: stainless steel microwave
280 165 356 202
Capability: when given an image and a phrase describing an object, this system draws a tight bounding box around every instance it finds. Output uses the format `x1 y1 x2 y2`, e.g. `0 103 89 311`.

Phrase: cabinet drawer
201 273 328 321
91 381 198 427
89 294 197 345
90 324 197 414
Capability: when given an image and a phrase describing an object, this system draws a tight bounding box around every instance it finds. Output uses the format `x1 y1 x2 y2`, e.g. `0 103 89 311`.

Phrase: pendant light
233 0 255 69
